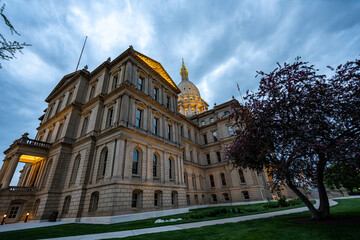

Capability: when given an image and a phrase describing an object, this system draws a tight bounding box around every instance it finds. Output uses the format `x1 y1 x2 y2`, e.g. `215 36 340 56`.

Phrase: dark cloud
1 0 360 163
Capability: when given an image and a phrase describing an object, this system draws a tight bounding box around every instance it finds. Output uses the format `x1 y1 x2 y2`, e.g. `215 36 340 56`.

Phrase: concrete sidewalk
0 221 68 233
41 199 340 240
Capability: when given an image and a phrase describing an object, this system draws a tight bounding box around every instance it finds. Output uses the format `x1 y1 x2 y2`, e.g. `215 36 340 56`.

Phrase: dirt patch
289 217 360 224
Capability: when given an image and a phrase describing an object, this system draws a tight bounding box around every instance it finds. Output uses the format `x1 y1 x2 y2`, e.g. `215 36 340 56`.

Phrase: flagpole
75 36 88 71
237 82 245 105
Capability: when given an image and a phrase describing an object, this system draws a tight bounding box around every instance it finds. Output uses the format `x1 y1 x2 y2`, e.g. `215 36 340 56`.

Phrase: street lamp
24 212 29 223
1 214 6 225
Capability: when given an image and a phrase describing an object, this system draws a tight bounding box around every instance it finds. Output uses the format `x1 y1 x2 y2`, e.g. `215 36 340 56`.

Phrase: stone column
119 94 129 125
113 138 125 179
0 158 10 184
1 154 21 189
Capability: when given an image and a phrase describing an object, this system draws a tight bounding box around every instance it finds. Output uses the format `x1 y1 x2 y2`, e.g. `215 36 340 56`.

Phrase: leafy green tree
0 1 30 68
325 164 360 193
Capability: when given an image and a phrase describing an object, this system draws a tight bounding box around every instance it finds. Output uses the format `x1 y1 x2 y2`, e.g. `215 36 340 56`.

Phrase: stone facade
0 47 295 224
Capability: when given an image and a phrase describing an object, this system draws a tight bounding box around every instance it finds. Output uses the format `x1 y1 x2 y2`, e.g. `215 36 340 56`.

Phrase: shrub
264 202 279 209
278 196 289 207
288 198 302 206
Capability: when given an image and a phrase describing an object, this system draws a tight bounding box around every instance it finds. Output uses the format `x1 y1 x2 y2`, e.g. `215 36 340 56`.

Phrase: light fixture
27 212 30 216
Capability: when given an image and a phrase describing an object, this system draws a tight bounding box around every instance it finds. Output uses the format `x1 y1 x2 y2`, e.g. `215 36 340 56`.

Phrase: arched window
132 149 140 175
220 173 227 186
132 189 142 208
154 190 162 207
171 191 178 206
89 191 99 212
62 195 71 214
168 158 173 179
209 175 215 188
192 174 197 189
239 169 246 184
194 195 199 205
153 154 158 177
70 155 81 184
98 148 108 178
186 194 190 205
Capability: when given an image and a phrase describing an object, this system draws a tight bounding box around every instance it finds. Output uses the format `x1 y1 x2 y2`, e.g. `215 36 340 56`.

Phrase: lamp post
1 214 6 225
24 212 29 223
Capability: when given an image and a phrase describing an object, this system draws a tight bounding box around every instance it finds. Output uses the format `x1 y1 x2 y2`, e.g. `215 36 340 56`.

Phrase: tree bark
286 179 321 219
316 153 330 219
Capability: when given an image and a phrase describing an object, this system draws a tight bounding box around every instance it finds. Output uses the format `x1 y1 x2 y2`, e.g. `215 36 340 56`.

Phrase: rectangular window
216 152 222 162
106 108 113 127
132 193 138 208
212 131 218 141
201 121 205 126
210 117 214 123
203 134 208 144
206 154 211 164
153 87 158 101
194 133 197 142
56 99 63 114
89 84 95 100
81 116 88 136
56 123 64 141
188 129 191 140
138 77 144 91
154 193 158 207
67 91 73 106
190 150 194 162
180 126 184 136
211 194 217 203
167 124 172 140
228 126 234 136
136 109 142 128
223 193 230 202
112 75 118 90
166 96 171 108
153 117 158 135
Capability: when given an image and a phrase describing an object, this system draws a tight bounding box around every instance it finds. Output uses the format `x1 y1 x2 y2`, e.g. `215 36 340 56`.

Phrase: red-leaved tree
225 57 360 219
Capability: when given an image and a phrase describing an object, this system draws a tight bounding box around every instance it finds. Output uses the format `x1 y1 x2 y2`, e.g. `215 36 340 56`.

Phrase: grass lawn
118 198 360 240
0 200 311 240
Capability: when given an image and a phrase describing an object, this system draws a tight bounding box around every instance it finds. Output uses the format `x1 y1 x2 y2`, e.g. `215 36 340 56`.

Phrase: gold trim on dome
136 53 177 89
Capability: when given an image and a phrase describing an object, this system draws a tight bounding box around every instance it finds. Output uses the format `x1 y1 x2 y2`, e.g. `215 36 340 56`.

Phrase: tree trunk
316 153 330 219
286 179 322 219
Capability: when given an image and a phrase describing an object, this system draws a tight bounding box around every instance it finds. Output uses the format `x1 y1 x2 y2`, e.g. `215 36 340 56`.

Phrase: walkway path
41 199 340 240
2 196 359 239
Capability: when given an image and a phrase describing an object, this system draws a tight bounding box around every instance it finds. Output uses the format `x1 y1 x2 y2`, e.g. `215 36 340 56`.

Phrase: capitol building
0 47 294 224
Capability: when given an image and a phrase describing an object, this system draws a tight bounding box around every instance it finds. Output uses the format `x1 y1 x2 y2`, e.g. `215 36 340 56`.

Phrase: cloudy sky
1 0 360 185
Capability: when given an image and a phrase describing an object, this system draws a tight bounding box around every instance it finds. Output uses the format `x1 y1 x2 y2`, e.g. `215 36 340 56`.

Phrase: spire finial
180 58 189 81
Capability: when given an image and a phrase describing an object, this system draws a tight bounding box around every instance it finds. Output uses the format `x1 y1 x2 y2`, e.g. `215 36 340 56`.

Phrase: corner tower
177 59 209 117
